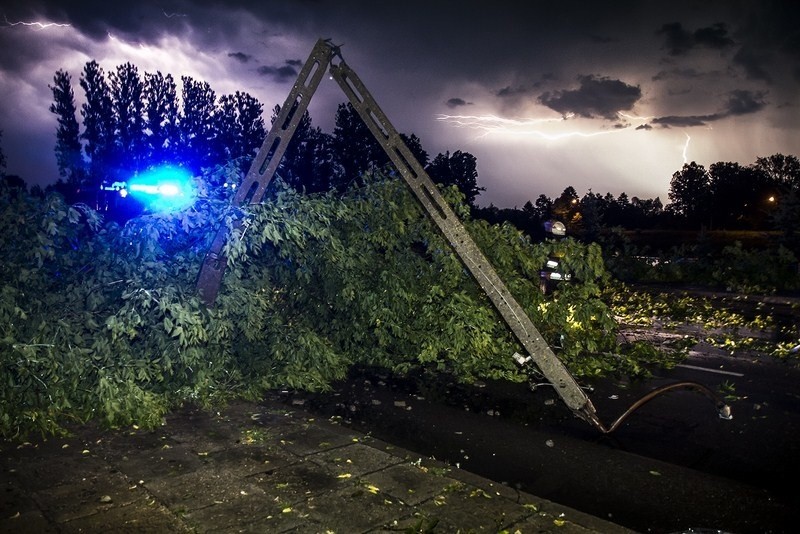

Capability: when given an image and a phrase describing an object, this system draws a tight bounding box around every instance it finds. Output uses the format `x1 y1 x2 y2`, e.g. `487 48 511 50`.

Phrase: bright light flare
127 166 196 212
129 183 181 196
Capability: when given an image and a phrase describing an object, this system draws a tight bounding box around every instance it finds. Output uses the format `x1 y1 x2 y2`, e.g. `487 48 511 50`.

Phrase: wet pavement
0 397 632 533
271 365 800 534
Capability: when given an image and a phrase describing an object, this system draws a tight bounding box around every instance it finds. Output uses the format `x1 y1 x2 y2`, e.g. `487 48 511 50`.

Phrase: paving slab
0 397 634 533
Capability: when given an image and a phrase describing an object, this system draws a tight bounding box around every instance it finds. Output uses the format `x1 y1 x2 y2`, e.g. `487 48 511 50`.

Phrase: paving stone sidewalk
1 397 633 533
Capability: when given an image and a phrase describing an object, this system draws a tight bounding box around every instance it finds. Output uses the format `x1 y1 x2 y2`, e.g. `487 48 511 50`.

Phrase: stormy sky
0 0 798 207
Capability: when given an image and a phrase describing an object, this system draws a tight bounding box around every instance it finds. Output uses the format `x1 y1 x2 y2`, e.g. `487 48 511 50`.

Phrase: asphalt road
275 342 800 533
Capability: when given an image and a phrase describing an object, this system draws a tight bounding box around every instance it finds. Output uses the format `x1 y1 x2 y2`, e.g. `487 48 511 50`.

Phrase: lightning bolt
682 132 691 164
437 112 654 141
2 14 71 29
436 114 565 139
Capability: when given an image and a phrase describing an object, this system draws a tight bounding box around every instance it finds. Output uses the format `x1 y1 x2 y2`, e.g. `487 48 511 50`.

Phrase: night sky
1 0 798 207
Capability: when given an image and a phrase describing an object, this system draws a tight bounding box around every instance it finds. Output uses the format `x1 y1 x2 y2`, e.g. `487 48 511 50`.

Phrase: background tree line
476 155 800 253
12 57 800 258
46 60 483 210
49 61 266 200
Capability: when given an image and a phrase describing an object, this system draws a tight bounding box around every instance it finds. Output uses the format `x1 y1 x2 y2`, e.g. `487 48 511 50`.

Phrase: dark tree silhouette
400 133 429 169
551 186 581 230
0 129 6 174
533 194 553 221
426 150 483 207
754 154 800 251
109 62 146 177
331 102 388 190
272 107 336 193
143 71 180 165
179 76 217 173
708 161 770 229
215 91 265 174
755 154 800 190
579 192 604 241
668 162 711 227
49 70 84 186
272 105 309 188
79 61 115 191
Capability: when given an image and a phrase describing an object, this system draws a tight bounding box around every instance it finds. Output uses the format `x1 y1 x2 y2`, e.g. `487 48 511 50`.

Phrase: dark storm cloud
496 85 533 98
657 22 735 55
6 0 190 42
538 75 641 119
723 89 766 115
652 67 720 81
496 73 555 100
694 23 735 49
650 89 766 128
731 1 800 84
651 114 719 128
446 98 471 108
733 47 773 83
589 34 616 44
0 0 198 77
228 52 252 63
256 61 299 82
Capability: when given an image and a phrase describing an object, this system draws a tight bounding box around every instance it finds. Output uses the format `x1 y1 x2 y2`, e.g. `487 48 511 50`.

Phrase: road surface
274 340 800 533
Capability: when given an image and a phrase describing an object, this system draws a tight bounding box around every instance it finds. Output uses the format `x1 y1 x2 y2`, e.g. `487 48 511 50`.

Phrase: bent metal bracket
196 39 731 433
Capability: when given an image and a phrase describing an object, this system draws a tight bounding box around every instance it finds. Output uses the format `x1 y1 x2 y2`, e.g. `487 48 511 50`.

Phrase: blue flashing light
127 166 196 212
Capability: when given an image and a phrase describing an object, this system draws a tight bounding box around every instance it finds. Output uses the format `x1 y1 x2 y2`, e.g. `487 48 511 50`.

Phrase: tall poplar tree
109 62 145 175
49 69 84 186
331 102 388 191
143 71 180 165
79 60 115 190
215 91 265 173
179 76 216 173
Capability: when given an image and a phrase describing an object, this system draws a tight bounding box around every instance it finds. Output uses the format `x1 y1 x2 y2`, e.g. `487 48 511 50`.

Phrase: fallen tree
1 168 672 439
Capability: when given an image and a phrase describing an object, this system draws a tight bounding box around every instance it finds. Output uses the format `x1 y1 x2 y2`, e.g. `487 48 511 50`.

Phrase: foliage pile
606 283 800 360
1 169 668 439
